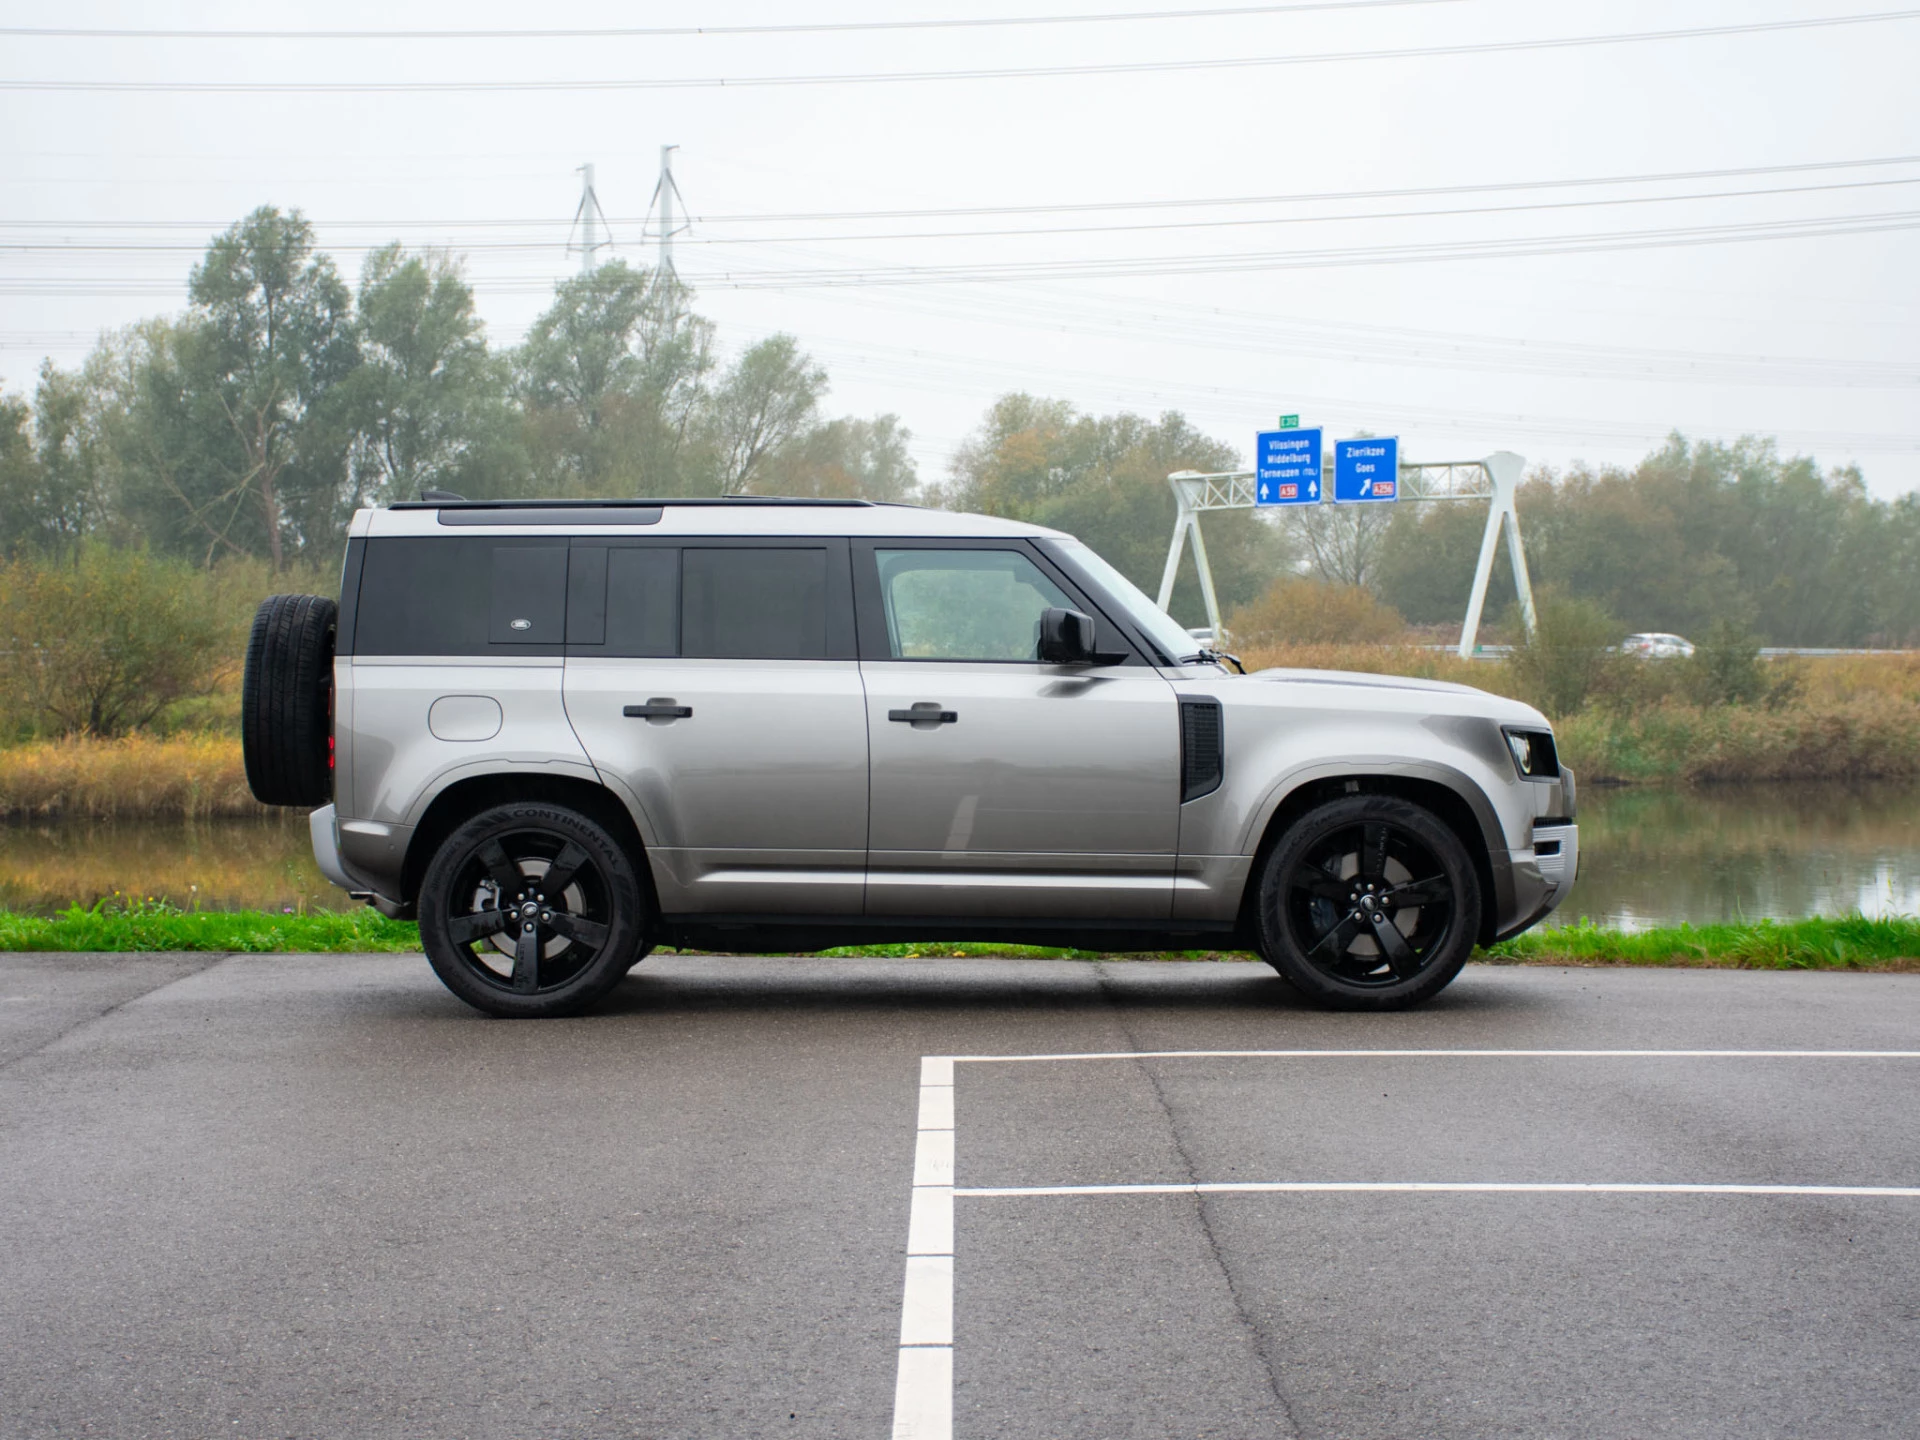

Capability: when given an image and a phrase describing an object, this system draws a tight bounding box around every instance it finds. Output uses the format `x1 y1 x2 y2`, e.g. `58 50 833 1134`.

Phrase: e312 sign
1333 437 1399 504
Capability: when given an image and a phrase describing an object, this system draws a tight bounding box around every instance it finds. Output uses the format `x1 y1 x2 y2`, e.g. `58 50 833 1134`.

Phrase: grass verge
1 904 1916 971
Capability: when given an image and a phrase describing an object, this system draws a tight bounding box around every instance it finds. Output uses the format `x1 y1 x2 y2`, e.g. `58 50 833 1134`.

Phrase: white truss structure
1156 451 1537 659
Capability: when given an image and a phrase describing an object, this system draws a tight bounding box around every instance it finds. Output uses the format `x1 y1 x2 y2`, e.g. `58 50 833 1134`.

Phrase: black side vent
1179 696 1224 802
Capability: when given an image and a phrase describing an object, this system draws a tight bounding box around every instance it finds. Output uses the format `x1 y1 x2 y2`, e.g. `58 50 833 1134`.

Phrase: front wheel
418 803 646 1018
1253 795 1482 1011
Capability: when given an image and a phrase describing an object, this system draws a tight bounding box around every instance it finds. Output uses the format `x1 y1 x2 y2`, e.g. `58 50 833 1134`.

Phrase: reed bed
0 734 265 820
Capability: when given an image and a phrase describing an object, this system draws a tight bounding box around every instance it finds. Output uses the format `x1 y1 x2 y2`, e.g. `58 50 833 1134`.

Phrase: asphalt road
1 953 1917 1440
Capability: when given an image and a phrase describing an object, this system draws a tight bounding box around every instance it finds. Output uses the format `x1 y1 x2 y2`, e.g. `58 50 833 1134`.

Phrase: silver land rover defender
241 496 1576 1017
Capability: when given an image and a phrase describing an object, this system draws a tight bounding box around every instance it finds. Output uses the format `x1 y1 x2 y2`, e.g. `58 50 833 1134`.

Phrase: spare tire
242 594 337 807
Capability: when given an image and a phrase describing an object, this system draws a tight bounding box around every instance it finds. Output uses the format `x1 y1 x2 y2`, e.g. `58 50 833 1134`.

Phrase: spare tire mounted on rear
242 593 337 807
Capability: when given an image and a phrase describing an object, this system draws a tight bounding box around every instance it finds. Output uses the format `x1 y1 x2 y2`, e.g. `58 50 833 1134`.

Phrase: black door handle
624 701 692 719
889 707 958 724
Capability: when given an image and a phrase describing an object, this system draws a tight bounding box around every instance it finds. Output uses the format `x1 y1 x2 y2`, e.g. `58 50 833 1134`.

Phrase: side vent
1179 696 1224 802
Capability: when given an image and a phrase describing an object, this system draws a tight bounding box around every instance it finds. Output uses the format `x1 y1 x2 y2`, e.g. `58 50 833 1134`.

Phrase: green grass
1 903 1916 972
1483 914 1920 970
0 899 421 953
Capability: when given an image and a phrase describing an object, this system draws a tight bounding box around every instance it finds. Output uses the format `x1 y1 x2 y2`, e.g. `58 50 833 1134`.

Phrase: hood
1246 666 1488 698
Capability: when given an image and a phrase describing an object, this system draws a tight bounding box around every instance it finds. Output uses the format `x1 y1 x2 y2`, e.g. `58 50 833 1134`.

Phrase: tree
1505 591 1623 718
0 545 223 736
939 397 1290 627
1286 503 1395 589
753 413 919 500
343 245 517 505
177 207 357 568
705 334 829 495
515 261 714 495
1228 576 1405 647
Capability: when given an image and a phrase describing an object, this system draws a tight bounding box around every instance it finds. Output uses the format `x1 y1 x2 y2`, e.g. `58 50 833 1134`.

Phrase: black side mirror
1038 608 1097 664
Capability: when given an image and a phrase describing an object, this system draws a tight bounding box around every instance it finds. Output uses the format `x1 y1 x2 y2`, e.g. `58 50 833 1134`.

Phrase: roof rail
388 495 876 511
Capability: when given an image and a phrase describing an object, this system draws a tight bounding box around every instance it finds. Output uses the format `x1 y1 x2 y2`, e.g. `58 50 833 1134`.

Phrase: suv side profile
242 497 1577 1017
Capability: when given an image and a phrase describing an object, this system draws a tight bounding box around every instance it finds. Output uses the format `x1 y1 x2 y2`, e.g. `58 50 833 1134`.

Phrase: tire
1253 794 1482 1011
418 802 646 1018
241 594 337 807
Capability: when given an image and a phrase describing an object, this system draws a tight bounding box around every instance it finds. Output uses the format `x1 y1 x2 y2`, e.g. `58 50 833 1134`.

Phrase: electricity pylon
645 145 689 278
567 163 612 274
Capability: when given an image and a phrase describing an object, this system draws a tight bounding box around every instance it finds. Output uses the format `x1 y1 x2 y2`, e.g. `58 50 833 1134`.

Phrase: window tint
876 549 1073 661
606 547 678 656
682 548 828 660
355 537 567 655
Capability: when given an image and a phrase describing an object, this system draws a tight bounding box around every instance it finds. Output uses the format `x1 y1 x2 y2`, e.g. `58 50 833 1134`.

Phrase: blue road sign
1255 427 1322 506
1333 437 1399 504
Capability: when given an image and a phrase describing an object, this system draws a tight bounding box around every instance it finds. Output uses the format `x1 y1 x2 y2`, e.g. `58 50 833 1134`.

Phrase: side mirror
1038 608 1098 664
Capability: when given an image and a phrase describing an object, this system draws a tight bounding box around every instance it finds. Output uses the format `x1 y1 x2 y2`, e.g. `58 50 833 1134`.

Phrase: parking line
887 1047 1920 1440
945 1049 1920 1063
892 1056 955 1440
958 1181 1920 1198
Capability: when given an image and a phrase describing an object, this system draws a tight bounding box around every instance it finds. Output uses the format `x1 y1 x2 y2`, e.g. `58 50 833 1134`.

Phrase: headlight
1503 727 1560 779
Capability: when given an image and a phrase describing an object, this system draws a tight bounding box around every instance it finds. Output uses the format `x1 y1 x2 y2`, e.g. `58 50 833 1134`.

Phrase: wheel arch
1236 765 1509 947
401 772 658 921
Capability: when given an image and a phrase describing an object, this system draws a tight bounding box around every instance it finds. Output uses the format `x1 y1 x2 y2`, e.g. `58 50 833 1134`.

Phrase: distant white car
1623 632 1695 659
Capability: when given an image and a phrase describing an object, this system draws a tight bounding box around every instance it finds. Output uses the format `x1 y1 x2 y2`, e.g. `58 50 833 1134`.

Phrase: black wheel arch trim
1238 759 1512 948
392 768 661 933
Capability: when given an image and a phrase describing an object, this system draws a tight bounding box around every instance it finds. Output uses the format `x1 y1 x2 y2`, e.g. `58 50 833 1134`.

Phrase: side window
355 538 567 655
567 545 678 656
876 549 1073 661
682 548 829 660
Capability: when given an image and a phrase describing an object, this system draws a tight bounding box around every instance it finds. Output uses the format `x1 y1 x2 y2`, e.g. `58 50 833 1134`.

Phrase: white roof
353 501 1064 541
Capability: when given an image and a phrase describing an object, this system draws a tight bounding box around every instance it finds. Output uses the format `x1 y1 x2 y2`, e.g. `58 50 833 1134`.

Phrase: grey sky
3 0 1916 496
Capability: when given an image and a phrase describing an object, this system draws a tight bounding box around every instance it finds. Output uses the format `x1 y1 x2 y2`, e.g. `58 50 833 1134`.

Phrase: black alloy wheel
418 803 645 1017
1255 794 1481 1010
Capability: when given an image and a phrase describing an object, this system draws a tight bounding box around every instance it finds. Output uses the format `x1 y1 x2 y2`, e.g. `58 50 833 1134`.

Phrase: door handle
889 706 958 724
623 700 692 719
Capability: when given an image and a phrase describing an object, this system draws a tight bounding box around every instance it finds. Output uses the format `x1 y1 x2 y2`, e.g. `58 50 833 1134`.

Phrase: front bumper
1495 820 1579 940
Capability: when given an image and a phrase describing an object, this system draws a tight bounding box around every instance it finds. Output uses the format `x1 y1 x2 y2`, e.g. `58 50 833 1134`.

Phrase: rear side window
566 544 679 657
682 548 829 659
355 538 568 655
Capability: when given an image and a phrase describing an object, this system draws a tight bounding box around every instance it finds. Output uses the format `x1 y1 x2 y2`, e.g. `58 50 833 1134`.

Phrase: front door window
876 549 1073 661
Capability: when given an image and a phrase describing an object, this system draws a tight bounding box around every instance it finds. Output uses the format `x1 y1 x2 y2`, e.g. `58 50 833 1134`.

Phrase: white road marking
889 1047 1920 1438
890 1058 956 1440
899 1256 955 1345
891 1346 952 1440
958 1181 1920 1198
907 1184 954 1255
943 1048 1920 1063
912 1129 955 1187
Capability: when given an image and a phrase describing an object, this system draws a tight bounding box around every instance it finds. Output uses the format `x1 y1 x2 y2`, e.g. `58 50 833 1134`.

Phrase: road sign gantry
1156 451 1536 658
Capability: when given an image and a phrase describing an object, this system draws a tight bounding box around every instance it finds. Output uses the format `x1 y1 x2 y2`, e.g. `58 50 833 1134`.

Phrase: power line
5 156 1917 231
5 210 1914 295
4 177 1916 254
4 11 1913 92
678 209 1920 287
0 0 1464 41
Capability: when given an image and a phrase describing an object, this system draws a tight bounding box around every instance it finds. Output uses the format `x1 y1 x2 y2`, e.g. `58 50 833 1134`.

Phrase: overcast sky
3 0 1916 497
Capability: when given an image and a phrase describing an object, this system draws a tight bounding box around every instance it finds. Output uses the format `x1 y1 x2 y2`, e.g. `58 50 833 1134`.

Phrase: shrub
1227 576 1406 647
1680 617 1799 708
1503 591 1622 718
0 546 225 737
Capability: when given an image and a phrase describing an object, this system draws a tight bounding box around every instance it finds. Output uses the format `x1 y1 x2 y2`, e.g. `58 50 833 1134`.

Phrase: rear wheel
1254 795 1481 1010
418 803 646 1018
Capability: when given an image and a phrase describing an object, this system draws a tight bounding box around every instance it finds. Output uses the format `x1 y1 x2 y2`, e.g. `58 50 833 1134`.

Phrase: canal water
3 782 1917 929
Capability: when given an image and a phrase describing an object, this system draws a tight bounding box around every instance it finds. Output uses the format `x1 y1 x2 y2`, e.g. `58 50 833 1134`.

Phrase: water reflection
1556 782 1920 930
2 782 1917 928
